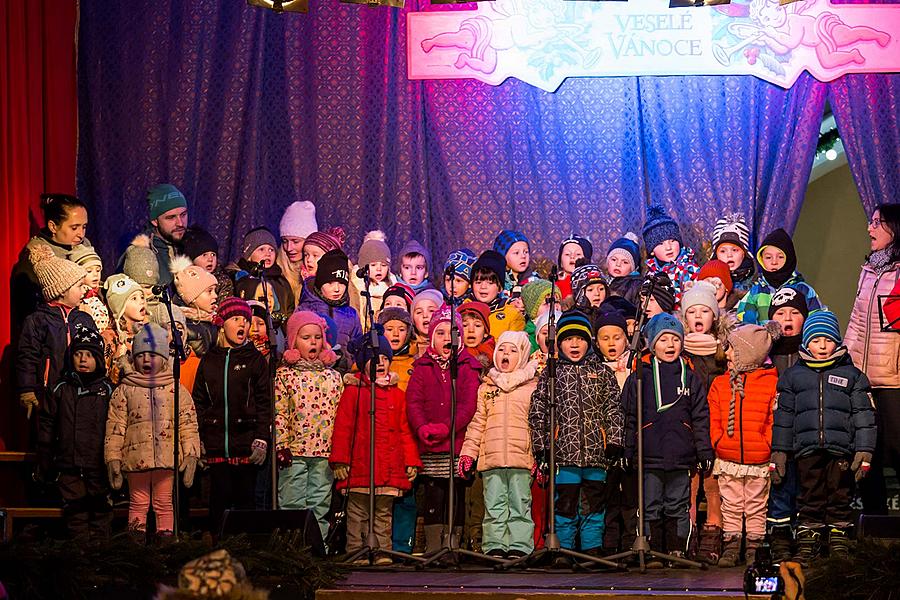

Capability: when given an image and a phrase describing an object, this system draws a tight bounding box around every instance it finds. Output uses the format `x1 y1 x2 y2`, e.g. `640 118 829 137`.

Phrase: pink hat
303 227 346 253
283 310 337 366
428 303 462 349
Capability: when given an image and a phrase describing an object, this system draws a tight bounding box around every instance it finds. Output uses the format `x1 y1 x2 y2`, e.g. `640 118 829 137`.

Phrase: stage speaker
857 514 900 542
221 509 325 556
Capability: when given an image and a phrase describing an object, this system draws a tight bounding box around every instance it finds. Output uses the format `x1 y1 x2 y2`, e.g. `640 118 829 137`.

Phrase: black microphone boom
356 264 370 280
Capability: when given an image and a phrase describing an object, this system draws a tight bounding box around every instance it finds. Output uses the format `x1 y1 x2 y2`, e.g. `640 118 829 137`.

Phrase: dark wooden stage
318 566 747 599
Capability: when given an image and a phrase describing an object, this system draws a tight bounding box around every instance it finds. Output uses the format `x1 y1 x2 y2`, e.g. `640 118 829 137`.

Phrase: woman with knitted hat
349 230 397 327
171 256 220 357
708 322 780 567
643 204 700 305
277 201 318 304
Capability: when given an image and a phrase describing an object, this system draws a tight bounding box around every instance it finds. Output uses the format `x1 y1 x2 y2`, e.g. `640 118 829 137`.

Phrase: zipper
861 270 887 373
502 389 509 466
224 349 231 458
577 367 585 464
73 386 80 466
739 374 745 464
818 372 825 447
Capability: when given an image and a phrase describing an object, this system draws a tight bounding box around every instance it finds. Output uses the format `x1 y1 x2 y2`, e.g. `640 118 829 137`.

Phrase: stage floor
318 565 747 599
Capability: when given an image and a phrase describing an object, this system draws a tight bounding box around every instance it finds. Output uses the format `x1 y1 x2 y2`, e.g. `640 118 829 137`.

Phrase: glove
276 447 294 470
534 452 550 487
770 451 787 485
249 439 268 465
457 455 477 479
333 463 350 480
613 455 631 472
181 456 198 488
20 392 38 419
851 451 873 482
406 466 418 482
697 458 714 475
107 460 123 490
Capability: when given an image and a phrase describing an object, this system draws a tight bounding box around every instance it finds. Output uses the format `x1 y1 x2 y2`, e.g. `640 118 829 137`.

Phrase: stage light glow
247 0 309 13
825 148 838 161
430 0 493 4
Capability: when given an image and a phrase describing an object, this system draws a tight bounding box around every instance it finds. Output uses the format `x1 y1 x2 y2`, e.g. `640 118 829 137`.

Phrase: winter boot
695 524 723 565
646 520 666 569
665 518 689 568
769 526 794 563
745 535 765 566
828 526 851 559
795 526 822 565
717 534 743 568
424 524 444 554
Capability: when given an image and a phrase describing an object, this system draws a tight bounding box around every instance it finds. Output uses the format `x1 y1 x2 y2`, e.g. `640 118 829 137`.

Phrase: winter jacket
296 277 362 350
556 273 573 301
773 353 877 458
390 351 417 392
192 342 271 459
708 367 778 465
608 273 643 307
17 303 98 399
330 373 421 491
845 261 900 387
622 357 713 470
185 319 218 358
771 336 801 376
685 352 727 396
460 363 537 471
736 272 824 326
274 360 344 457
406 350 482 454
105 370 201 471
349 269 396 328
488 302 526 340
645 247 700 304
529 352 624 469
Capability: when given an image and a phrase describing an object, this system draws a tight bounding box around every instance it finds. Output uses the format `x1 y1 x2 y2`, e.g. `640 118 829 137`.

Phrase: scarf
399 277 433 295
799 345 849 369
181 306 215 323
771 334 801 357
684 332 718 356
427 347 452 371
123 368 175 388
486 359 538 393
727 369 744 437
867 248 895 275
762 268 795 290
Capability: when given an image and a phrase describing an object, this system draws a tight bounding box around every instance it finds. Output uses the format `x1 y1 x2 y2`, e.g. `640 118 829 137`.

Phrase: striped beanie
556 310 593 346
213 296 252 327
802 310 842 348
712 214 751 254
304 227 345 253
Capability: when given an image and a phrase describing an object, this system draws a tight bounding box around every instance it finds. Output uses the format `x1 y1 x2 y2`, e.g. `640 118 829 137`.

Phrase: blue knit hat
147 184 187 221
642 204 682 252
558 235 593 266
348 329 394 372
802 310 842 348
493 230 529 258
643 312 684 350
444 248 477 281
606 232 642 271
556 309 593 348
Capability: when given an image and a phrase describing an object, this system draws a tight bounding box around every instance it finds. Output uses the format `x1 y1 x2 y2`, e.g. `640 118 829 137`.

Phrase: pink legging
127 469 175 532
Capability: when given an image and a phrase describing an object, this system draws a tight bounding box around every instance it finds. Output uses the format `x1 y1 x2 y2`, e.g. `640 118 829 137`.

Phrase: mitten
249 439 268 465
457 455 477 479
276 447 294 469
20 391 38 419
770 451 787 485
181 456 198 488
851 451 873 482
332 463 350 480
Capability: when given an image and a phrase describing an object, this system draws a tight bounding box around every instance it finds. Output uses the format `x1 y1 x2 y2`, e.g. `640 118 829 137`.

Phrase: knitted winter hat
681 280 720 318
171 255 218 305
493 230 529 258
606 232 641 272
472 250 506 284
314 249 350 289
213 297 252 327
640 273 676 314
427 304 461 347
398 239 432 274
521 279 557 321
383 282 415 311
147 184 187 222
283 310 337 365
411 288 443 317
644 312 684 349
279 201 318 239
697 259 733 293
557 310 593 346
29 244 86 301
756 228 797 284
558 235 593 266
494 330 532 371
182 227 218 261
712 213 751 254
104 274 143 322
377 307 413 333
358 230 391 266
304 228 346 254
444 248 477 281
70 322 104 366
459 301 491 330
728 322 781 372
768 285 810 321
802 310 842 348
348 331 393 372
593 310 628 335
241 227 278 261
601 296 638 320
123 234 160 286
642 204 682 252
534 309 562 337
132 323 170 359
68 245 102 270
571 260 606 302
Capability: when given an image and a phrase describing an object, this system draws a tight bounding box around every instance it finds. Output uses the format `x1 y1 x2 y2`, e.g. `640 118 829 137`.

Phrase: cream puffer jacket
846 261 900 388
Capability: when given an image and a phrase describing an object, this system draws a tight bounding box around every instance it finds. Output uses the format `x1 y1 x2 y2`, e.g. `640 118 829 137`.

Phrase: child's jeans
127 469 174 532
482 468 534 554
767 459 798 531
643 469 691 541
555 466 608 551
718 470 770 537
346 492 393 553
278 456 334 540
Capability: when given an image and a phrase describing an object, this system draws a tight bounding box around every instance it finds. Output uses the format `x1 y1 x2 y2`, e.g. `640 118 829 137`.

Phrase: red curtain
0 0 77 450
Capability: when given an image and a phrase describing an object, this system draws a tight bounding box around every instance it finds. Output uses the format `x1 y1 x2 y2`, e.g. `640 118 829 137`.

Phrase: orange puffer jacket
708 367 777 465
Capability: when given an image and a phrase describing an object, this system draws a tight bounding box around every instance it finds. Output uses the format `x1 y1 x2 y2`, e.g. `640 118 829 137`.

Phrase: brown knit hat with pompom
30 243 86 301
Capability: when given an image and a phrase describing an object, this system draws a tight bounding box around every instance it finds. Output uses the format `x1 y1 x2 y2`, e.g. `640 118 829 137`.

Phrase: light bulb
825 149 838 161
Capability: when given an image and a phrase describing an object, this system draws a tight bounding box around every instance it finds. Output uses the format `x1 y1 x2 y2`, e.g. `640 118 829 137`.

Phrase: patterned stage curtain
77 0 825 268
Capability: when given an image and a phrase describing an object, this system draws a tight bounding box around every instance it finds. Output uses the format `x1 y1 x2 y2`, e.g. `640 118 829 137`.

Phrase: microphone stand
256 263 280 510
158 285 186 537
421 268 506 568
603 275 705 572
345 265 425 565
502 266 620 571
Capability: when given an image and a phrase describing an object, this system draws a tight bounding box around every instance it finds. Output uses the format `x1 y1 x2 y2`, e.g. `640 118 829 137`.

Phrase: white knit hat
279 201 318 239
681 280 720 318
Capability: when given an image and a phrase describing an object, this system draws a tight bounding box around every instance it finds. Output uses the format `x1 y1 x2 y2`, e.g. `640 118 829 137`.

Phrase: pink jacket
846 262 900 388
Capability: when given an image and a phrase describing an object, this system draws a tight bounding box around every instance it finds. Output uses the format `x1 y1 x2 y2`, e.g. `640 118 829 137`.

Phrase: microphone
444 264 456 279
356 264 370 280
151 284 168 296
550 265 559 280
248 260 267 276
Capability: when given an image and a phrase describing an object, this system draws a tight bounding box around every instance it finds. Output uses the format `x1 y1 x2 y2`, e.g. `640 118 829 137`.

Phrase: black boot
828 526 851 559
795 526 822 565
695 524 723 565
646 520 665 569
665 518 688 567
769 526 794 564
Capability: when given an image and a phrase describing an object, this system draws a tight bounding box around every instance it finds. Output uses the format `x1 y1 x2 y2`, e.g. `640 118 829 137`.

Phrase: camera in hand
743 543 785 596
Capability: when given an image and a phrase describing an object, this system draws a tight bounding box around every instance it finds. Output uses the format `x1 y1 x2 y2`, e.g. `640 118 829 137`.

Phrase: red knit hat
697 259 733 293
213 297 252 326
459 301 490 329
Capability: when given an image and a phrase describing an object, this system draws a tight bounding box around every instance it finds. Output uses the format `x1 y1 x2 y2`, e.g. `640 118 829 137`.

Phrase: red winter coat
330 373 421 491
405 350 481 454
708 367 777 465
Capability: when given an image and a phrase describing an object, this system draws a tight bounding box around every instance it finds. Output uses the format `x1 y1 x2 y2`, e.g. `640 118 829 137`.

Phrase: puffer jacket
529 352 624 469
460 362 537 471
330 373 421 491
192 342 271 459
274 360 344 458
406 350 481 454
773 353 877 458
390 351 417 392
105 370 201 471
708 367 777 465
736 272 824 326
846 261 900 388
488 302 526 340
296 277 362 350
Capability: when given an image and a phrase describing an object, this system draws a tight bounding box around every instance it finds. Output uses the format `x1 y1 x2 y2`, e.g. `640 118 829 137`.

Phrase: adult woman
11 194 92 325
276 201 318 306
845 204 900 514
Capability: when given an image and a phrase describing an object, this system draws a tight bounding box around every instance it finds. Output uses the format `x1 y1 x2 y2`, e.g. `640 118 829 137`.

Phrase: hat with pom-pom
728 321 781 372
642 204 682 252
712 213 751 254
279 201 318 240
213 296 252 327
171 255 217 305
104 273 144 322
304 227 346 253
520 279 559 321
29 243 86 301
283 310 337 365
123 234 160 286
606 232 641 272
358 230 391 267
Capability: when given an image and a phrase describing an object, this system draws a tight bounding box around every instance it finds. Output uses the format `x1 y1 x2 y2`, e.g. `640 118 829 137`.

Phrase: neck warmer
868 248 895 275
771 334 801 357
182 306 214 323
684 332 718 356
487 359 538 393
123 368 175 388
799 345 848 369
399 277 433 295
732 256 756 286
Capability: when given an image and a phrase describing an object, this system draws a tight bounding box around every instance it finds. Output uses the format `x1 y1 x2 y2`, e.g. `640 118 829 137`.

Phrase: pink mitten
457 455 476 479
